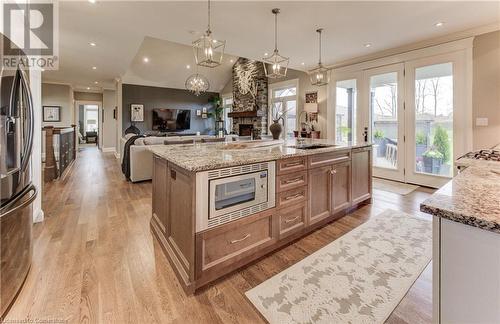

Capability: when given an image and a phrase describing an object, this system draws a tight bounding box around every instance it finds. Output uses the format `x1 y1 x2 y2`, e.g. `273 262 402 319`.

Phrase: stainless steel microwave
195 162 275 232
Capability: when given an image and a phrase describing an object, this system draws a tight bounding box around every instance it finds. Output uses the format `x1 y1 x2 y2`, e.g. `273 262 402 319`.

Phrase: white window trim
221 92 233 134
268 79 299 138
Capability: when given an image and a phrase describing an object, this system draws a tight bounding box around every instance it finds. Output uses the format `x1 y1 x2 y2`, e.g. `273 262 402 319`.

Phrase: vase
269 121 282 140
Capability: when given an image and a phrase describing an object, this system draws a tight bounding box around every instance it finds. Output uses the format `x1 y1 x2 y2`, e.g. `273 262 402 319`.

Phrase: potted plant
422 147 443 174
415 131 428 159
208 96 225 136
373 129 386 157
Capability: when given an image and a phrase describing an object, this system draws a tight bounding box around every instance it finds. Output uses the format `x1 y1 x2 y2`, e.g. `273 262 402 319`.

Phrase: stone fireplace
229 58 268 137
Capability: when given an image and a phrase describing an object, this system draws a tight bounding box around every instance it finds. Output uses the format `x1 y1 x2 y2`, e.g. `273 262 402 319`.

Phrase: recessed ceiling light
364 43 372 48
89 42 96 47
94 81 98 84
143 57 149 63
92 66 97 70
264 52 268 56
86 87 90 90
301 62 305 66
435 22 444 27
88 0 96 3
229 59 234 63
186 65 191 69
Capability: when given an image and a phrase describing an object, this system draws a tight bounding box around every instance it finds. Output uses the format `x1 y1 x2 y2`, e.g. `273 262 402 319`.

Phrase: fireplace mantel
228 110 265 118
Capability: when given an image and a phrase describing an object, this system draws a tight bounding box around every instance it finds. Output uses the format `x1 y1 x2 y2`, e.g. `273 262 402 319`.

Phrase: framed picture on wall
43 106 61 122
130 104 144 122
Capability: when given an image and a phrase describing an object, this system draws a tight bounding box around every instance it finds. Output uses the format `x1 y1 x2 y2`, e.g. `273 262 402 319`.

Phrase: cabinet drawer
277 186 307 208
277 157 307 175
308 150 351 169
278 202 306 238
276 171 308 192
199 212 274 271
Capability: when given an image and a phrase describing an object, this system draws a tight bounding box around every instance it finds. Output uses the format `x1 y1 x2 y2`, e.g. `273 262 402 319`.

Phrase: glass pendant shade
309 28 330 86
193 32 225 68
193 0 225 68
263 8 289 79
185 73 210 96
309 63 330 86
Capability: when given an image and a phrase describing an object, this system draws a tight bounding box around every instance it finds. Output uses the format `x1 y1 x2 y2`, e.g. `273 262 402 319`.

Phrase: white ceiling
42 1 500 92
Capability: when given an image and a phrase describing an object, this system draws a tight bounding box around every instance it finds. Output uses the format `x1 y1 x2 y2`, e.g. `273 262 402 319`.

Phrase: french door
366 64 406 182
404 51 465 188
364 52 465 188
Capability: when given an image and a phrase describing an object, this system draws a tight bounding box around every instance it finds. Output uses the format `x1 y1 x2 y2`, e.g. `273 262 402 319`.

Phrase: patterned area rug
245 209 432 324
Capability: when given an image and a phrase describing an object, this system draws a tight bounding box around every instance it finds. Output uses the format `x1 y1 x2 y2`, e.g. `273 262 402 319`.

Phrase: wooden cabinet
276 186 307 209
152 155 168 233
308 165 333 225
276 171 307 192
277 157 307 175
278 202 306 239
331 160 351 215
351 146 372 204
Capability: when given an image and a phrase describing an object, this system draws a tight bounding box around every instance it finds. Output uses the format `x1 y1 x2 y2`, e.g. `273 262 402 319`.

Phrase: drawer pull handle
284 193 303 201
283 177 302 184
230 234 251 244
330 169 337 175
285 216 300 224
284 161 302 168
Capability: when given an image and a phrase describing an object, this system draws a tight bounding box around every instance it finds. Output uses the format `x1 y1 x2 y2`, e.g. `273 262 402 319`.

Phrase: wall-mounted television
152 108 191 131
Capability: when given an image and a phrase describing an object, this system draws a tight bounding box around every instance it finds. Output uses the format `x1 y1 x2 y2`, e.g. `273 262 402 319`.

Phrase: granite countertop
420 158 500 234
149 138 372 172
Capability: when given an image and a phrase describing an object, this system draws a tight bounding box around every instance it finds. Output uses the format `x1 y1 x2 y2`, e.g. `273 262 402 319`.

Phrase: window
222 96 233 134
335 79 357 143
269 80 298 139
84 105 99 132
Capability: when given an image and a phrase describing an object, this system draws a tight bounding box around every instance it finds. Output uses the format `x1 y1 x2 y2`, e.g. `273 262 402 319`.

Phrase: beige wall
74 91 103 102
269 69 328 138
102 89 117 150
473 30 500 150
41 83 73 127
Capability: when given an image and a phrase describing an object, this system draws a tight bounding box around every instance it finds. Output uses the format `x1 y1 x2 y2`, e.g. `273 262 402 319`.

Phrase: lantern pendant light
262 8 289 79
309 28 330 86
192 0 225 68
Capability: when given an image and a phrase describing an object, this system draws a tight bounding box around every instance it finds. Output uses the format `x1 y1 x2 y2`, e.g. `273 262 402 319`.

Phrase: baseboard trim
102 147 116 153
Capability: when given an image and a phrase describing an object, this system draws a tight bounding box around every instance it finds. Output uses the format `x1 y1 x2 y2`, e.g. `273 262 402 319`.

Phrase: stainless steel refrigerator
0 34 37 317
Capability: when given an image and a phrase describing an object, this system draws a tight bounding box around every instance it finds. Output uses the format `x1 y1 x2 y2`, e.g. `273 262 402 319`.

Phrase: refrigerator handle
0 184 37 218
18 68 34 173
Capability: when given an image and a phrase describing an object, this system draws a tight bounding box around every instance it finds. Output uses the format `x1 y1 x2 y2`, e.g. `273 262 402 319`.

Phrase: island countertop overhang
420 158 500 234
148 139 372 172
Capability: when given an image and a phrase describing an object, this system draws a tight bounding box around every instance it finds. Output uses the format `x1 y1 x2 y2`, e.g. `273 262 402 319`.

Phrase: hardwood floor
4 147 433 323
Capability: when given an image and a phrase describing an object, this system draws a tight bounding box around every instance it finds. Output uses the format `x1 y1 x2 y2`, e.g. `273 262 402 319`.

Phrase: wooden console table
43 125 77 182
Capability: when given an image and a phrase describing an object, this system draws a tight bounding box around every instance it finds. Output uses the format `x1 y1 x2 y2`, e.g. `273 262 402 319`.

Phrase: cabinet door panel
331 161 351 215
152 155 168 233
351 147 372 204
308 165 332 225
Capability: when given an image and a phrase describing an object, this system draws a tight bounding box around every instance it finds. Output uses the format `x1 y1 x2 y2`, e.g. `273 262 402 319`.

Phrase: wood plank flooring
4 147 434 323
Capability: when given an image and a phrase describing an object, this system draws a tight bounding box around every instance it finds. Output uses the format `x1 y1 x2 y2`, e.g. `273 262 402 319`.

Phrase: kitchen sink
287 144 336 150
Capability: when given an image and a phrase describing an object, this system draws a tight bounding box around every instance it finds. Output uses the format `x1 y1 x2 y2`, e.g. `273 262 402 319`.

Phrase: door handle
283 177 302 184
0 184 37 218
229 233 251 244
330 169 337 175
284 215 300 224
284 193 303 200
18 68 34 173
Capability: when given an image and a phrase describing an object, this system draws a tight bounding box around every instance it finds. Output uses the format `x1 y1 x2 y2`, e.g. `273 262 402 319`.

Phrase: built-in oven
196 161 275 232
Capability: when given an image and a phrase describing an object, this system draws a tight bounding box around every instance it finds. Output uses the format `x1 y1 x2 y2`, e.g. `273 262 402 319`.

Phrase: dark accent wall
122 84 217 135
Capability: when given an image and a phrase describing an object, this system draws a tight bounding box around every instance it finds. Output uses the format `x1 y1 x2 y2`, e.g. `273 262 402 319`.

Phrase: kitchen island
421 149 500 323
149 139 373 294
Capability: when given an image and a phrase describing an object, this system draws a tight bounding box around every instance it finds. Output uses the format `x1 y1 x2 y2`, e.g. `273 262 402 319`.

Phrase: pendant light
185 65 210 96
309 28 330 86
192 0 225 68
262 8 289 79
